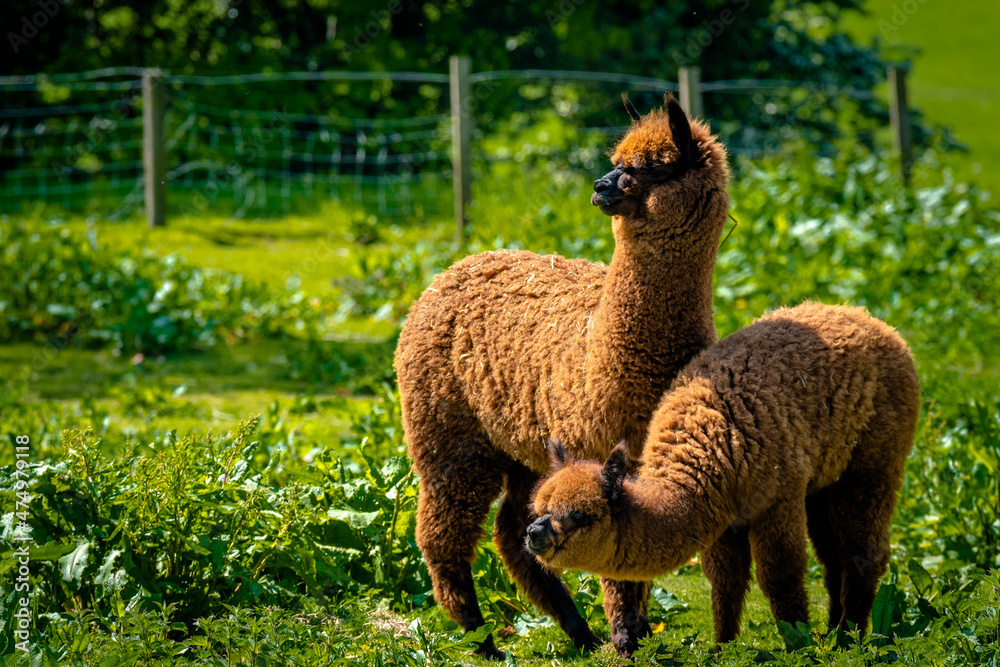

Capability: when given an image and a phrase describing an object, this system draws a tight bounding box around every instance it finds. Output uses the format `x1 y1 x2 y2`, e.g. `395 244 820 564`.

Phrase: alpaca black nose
592 170 624 210
526 516 554 554
593 177 613 193
527 522 546 541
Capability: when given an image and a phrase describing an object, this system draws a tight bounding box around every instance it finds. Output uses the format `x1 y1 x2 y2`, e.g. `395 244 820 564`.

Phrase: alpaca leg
829 470 900 633
601 578 652 657
415 443 507 659
701 525 752 643
749 501 811 630
829 365 917 633
493 463 599 652
806 489 844 628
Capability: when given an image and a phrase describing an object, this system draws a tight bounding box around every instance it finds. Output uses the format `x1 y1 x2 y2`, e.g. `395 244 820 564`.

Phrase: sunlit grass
1 144 997 664
843 0 1000 196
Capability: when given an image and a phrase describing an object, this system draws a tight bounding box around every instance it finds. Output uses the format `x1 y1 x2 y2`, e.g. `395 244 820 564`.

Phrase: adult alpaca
529 302 921 647
395 95 730 658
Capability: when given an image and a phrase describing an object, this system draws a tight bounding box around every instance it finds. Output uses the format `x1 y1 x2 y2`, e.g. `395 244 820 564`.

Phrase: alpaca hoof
612 633 640 659
574 629 601 653
474 636 505 661
611 617 647 658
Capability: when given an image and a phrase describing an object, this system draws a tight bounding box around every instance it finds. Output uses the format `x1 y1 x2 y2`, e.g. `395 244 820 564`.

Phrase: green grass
452 564 837 664
842 0 1000 196
0 342 374 456
2 145 998 664
59 208 442 342
0 340 369 399
76 212 358 298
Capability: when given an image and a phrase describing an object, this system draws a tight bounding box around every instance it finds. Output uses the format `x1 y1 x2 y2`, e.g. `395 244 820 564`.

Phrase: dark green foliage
1 145 998 663
0 378 511 665
283 336 399 392
776 621 813 651
627 565 998 665
0 222 330 355
332 243 458 327
896 398 1000 571
0 420 410 616
716 148 1000 384
0 416 433 661
4 601 492 666
0 0 931 156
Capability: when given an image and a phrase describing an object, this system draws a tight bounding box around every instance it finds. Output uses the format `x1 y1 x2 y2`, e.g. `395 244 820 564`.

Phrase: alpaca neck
607 399 744 580
584 191 726 448
608 475 725 581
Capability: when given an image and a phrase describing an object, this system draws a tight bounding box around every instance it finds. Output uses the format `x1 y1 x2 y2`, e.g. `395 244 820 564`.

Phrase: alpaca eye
569 510 588 524
645 164 674 179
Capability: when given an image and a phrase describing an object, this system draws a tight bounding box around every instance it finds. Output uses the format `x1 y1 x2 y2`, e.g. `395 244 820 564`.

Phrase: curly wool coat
531 302 920 644
395 101 730 657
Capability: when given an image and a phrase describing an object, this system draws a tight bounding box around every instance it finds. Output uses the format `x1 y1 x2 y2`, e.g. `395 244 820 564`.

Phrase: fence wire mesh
0 68 884 220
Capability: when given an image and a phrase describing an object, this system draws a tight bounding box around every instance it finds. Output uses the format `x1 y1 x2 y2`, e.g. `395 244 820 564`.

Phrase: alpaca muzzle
525 515 556 557
592 169 625 211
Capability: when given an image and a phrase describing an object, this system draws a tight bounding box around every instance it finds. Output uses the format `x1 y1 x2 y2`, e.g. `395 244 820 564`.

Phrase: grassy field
2 140 999 664
842 0 1000 195
2 4 999 664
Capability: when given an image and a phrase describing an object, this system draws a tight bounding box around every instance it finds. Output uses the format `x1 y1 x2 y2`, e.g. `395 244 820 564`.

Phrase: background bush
0 223 331 355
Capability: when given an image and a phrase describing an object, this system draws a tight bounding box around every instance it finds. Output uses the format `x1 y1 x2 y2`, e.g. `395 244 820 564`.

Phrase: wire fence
0 71 455 219
0 65 894 223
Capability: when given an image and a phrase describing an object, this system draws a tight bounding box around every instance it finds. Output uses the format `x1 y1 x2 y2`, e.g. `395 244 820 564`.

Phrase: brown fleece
532 302 920 644
395 104 730 657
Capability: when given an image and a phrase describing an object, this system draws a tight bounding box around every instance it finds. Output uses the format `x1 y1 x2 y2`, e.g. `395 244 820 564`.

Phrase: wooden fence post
678 66 703 119
142 69 167 227
888 66 912 183
450 55 472 243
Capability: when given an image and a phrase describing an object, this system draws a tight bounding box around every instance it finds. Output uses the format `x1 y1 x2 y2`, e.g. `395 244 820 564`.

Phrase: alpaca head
526 441 631 574
592 93 728 232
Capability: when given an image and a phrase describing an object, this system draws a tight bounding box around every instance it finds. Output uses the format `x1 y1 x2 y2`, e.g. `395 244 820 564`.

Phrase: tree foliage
2 0 919 151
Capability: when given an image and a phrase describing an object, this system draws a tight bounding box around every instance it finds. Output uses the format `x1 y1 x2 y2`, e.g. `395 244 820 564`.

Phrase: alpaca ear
621 92 641 122
664 91 695 167
602 441 630 504
548 437 569 471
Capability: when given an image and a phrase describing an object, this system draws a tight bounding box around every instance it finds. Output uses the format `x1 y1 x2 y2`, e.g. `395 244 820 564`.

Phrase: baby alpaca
395 96 730 658
529 302 920 647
